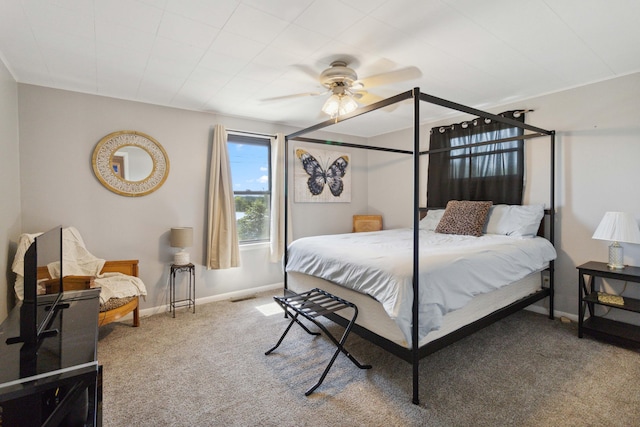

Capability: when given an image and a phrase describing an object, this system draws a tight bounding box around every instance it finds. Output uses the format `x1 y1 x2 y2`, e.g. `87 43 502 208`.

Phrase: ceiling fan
263 60 421 118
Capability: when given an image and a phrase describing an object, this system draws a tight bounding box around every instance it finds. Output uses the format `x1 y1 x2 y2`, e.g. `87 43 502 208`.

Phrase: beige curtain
206 124 240 269
269 133 286 263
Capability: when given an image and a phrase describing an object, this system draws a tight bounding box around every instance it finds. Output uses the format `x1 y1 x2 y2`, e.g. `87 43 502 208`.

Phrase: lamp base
174 251 190 266
607 242 624 270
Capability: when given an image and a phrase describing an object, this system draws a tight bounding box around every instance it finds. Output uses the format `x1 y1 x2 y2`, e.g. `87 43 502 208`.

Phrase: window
427 111 524 207
228 134 271 244
449 127 521 179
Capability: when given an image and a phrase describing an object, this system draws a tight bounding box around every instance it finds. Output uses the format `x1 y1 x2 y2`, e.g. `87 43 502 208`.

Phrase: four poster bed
281 88 556 405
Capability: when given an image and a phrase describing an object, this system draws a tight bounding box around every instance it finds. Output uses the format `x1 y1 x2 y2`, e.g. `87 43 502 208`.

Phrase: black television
2 226 99 426
6 226 65 349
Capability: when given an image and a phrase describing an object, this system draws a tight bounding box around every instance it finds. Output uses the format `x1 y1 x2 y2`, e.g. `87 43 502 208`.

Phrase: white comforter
286 228 557 345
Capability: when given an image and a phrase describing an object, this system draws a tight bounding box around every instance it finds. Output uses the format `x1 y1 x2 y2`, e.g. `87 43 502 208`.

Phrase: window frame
449 127 522 179
227 133 272 245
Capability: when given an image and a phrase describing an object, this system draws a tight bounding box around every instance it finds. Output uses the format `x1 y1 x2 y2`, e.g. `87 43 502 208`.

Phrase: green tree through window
236 196 269 241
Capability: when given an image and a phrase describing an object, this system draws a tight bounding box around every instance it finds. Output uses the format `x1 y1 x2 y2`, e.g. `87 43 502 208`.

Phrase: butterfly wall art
294 147 351 203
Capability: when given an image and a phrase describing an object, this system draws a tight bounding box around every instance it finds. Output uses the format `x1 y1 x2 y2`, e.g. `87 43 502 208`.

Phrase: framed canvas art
294 147 351 203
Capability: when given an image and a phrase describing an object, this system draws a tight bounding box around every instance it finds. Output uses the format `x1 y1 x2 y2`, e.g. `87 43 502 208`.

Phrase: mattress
286 228 556 345
287 270 543 349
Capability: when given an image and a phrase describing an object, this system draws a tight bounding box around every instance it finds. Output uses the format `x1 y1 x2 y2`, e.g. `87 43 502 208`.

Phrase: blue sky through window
228 142 269 192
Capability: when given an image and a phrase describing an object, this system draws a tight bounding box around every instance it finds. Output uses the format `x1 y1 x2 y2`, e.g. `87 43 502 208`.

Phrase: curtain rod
226 128 276 138
420 132 545 156
513 109 534 118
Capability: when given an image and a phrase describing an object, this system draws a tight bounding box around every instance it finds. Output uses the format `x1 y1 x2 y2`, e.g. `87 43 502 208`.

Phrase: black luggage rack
265 288 372 396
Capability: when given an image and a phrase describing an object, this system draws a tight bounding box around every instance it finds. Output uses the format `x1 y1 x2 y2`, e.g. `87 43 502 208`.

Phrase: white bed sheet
286 228 556 345
287 270 543 348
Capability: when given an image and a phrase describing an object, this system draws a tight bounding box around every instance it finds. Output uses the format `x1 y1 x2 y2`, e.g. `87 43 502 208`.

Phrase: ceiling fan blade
353 91 384 104
353 91 400 112
357 66 422 89
290 64 321 83
260 91 326 102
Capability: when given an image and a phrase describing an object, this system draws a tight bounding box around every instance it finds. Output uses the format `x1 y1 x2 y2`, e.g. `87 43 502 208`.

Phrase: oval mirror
113 146 154 181
92 131 169 197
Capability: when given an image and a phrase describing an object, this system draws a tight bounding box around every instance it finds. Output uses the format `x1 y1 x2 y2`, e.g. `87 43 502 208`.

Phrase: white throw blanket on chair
12 226 146 305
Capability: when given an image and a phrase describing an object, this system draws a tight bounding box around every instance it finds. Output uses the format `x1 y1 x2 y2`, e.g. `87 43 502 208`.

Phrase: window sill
239 241 269 251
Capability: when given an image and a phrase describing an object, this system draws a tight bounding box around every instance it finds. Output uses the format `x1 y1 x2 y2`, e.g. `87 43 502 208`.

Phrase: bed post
548 131 556 319
411 87 421 405
284 135 290 292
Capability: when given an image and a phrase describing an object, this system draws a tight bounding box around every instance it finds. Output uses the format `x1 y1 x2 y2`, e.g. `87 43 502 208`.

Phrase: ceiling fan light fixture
322 93 358 118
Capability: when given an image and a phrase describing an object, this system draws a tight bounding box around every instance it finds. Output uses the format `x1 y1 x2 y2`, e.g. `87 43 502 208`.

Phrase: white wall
544 72 640 323
0 58 20 321
365 72 640 319
367 125 420 229
16 85 369 314
17 86 280 311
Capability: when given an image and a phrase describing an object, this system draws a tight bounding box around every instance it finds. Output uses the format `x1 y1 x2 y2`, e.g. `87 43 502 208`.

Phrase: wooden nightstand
353 215 382 232
578 261 640 346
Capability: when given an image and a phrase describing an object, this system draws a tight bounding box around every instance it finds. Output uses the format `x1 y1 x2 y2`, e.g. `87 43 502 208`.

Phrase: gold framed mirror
92 130 169 197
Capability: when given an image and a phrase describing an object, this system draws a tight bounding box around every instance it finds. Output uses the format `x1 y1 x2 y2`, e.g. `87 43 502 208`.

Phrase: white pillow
419 209 445 231
484 204 544 237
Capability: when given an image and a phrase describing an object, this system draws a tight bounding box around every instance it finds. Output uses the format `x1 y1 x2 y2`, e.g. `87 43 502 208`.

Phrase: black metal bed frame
283 87 556 405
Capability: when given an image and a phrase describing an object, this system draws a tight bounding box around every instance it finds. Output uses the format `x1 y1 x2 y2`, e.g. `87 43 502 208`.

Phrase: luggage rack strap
275 288 355 319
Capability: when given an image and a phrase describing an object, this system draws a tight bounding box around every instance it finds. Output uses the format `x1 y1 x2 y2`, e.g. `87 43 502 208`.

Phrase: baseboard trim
525 305 578 322
196 282 283 306
129 282 284 321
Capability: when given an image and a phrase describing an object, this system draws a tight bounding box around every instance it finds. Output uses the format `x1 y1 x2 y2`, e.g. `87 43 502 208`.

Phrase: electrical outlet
542 275 550 287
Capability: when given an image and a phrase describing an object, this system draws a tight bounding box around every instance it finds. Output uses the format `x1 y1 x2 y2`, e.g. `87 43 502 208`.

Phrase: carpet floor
97 291 640 426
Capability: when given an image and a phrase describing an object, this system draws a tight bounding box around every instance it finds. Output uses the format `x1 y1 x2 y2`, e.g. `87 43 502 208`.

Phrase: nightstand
353 215 382 232
170 263 195 318
577 261 640 346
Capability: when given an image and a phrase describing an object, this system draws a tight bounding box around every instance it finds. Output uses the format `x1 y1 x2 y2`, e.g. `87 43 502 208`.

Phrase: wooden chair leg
133 304 140 327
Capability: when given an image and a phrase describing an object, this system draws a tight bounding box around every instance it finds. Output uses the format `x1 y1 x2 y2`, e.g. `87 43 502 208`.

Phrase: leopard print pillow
435 200 493 237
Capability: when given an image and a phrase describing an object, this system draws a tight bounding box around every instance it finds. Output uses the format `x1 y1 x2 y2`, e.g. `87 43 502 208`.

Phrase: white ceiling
1 0 639 137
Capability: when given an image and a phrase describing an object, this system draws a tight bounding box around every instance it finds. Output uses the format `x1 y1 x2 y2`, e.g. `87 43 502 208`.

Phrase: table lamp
170 227 193 265
592 212 640 269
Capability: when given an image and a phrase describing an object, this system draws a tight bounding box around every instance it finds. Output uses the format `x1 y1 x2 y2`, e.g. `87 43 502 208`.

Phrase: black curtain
427 110 525 208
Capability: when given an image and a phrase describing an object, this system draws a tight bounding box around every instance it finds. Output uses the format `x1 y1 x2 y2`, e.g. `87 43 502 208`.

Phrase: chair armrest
64 275 95 291
100 260 139 277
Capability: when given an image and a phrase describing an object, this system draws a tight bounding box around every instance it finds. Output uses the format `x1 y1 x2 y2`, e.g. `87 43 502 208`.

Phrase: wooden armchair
38 259 141 327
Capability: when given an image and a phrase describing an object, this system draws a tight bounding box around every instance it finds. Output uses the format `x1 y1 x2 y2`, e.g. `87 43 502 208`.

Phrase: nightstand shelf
581 317 640 343
578 261 640 347
582 292 640 313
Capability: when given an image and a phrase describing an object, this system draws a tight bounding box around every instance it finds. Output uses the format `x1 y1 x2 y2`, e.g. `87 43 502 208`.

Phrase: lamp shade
170 227 193 248
592 212 640 244
322 94 358 117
